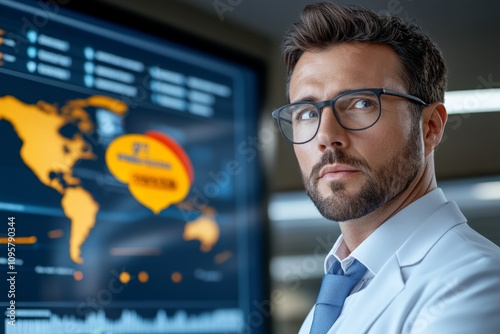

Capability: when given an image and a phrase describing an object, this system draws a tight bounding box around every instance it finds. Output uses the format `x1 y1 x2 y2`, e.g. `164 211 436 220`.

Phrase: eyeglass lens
277 90 381 143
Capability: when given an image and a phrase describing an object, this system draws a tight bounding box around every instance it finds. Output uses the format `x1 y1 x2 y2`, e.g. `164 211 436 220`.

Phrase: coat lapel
396 202 466 267
333 255 405 333
332 202 467 333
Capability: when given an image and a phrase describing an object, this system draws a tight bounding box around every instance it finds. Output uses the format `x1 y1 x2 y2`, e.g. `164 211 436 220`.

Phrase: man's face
289 43 424 222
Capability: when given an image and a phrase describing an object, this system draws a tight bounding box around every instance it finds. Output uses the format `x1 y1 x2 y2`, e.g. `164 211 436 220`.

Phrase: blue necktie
310 259 367 334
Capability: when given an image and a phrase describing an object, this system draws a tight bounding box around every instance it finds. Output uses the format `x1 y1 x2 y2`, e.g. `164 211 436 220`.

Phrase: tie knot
310 259 367 334
329 258 366 277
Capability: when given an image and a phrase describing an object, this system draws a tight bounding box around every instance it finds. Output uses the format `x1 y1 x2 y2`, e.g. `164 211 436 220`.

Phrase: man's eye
353 99 374 109
300 109 318 120
294 106 318 121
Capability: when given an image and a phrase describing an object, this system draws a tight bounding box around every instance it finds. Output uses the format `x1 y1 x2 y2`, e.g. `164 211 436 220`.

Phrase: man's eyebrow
291 89 358 103
291 95 318 103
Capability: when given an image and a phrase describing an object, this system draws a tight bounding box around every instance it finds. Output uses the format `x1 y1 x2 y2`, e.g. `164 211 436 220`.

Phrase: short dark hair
282 2 447 105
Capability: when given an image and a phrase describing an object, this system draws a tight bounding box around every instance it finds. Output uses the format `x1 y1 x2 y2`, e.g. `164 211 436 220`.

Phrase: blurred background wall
97 0 500 332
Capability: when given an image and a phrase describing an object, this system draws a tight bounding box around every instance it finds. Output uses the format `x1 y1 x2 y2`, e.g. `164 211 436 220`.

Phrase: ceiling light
445 89 500 114
268 195 322 221
472 181 500 200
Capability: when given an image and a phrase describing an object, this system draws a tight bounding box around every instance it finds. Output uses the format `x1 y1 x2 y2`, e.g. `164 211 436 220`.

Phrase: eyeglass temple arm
382 89 428 106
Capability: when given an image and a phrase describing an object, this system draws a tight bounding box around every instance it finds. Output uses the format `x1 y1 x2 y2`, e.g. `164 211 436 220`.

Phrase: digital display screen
0 1 267 333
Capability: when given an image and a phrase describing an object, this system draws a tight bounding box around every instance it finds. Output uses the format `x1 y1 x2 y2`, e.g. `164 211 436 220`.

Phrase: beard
303 123 422 222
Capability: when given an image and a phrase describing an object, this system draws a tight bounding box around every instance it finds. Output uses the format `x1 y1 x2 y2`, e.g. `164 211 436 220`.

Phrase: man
271 2 500 333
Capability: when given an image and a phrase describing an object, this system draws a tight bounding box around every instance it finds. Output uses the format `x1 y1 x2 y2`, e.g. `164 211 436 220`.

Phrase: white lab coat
300 199 500 333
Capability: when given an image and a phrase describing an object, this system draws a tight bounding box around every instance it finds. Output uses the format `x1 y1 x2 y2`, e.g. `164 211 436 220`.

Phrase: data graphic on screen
0 1 266 333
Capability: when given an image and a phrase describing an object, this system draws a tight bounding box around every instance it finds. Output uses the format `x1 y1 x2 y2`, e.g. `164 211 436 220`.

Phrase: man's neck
339 161 437 255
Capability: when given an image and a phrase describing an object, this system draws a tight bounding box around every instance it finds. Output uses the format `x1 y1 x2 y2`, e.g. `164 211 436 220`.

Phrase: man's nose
314 107 350 151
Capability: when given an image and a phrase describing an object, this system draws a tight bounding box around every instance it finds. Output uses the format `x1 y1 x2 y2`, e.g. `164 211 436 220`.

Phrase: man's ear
422 103 447 156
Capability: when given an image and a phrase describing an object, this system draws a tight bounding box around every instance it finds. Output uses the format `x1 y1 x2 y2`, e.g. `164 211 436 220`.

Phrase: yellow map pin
105 133 192 214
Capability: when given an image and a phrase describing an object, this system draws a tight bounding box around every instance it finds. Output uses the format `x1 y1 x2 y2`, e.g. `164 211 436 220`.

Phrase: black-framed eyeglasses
271 88 428 144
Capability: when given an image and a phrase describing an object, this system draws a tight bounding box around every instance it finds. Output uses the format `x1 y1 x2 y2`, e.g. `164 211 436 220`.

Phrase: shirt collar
324 188 448 275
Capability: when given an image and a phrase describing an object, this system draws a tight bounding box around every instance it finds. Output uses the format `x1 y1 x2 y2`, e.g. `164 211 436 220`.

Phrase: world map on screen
0 95 219 264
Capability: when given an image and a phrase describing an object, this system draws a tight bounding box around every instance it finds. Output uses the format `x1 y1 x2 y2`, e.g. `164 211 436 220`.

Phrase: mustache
309 149 368 181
